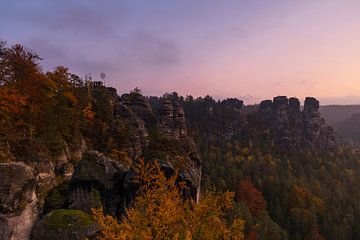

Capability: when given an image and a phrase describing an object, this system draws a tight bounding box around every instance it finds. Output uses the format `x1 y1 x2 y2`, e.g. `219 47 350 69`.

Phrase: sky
1 0 360 105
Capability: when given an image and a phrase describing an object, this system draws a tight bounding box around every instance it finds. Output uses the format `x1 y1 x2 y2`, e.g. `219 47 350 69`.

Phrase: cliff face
0 162 38 240
59 89 202 223
68 151 133 217
259 96 335 150
0 139 58 240
157 95 201 200
158 96 187 138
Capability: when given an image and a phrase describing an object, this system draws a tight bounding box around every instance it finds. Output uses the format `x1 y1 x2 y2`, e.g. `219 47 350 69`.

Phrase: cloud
26 38 116 74
2 1 124 39
131 31 181 65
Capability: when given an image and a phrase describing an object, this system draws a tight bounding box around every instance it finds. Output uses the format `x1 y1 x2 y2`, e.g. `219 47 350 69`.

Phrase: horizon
1 0 360 104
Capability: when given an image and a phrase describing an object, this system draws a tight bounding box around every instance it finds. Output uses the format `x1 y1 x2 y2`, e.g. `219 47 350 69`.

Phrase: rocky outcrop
303 97 321 148
68 151 134 217
155 94 201 201
302 97 336 149
258 96 335 150
0 162 39 240
52 132 87 179
259 100 274 123
158 96 187 138
121 92 157 128
0 140 58 240
115 103 147 158
273 96 292 146
220 98 245 139
288 97 303 146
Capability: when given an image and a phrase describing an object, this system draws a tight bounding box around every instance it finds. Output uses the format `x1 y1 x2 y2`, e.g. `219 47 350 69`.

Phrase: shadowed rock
258 96 336 150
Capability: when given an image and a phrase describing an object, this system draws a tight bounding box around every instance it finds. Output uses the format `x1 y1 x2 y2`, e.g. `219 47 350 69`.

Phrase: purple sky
1 0 360 104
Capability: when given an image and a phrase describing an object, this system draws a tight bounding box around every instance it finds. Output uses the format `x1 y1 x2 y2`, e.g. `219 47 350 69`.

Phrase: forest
1 40 360 240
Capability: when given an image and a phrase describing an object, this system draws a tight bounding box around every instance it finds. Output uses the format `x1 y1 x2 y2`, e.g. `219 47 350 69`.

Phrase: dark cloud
26 38 115 74
131 31 180 65
2 1 125 39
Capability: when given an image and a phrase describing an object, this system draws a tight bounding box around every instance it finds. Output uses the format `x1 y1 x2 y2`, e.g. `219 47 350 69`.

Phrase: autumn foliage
235 179 267 217
92 159 245 240
0 40 92 143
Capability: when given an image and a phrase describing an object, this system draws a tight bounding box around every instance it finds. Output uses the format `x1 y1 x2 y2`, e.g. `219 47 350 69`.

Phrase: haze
1 0 359 104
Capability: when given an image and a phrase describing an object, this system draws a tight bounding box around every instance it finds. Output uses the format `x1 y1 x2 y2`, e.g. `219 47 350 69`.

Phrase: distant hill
333 112 360 145
319 105 360 146
319 105 360 125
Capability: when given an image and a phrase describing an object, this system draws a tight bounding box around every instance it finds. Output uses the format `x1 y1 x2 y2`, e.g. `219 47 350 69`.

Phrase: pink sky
1 0 359 104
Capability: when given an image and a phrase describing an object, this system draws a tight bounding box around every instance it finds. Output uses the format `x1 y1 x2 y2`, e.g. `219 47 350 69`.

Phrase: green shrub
43 209 94 229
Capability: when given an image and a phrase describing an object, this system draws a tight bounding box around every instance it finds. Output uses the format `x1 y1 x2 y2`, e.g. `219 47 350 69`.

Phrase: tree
93 159 245 240
235 179 267 217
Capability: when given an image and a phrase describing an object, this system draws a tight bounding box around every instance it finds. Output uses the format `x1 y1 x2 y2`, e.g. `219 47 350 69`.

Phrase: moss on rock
42 209 93 229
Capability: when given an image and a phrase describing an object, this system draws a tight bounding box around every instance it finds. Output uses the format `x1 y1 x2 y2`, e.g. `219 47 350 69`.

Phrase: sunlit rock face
258 96 336 150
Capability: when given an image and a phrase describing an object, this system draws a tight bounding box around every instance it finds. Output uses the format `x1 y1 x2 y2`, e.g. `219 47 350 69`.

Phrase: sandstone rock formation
121 92 157 128
68 151 133 217
158 96 187 138
115 102 147 158
0 162 39 240
259 96 335 150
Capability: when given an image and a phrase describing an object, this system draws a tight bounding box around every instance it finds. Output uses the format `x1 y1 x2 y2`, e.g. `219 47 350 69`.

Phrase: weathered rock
52 132 87 178
121 92 157 128
259 100 274 123
273 96 292 146
303 97 321 148
288 97 303 146
115 103 147 158
219 98 245 139
69 151 134 217
174 102 187 137
258 96 336 150
158 97 175 136
0 162 39 240
158 95 187 138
